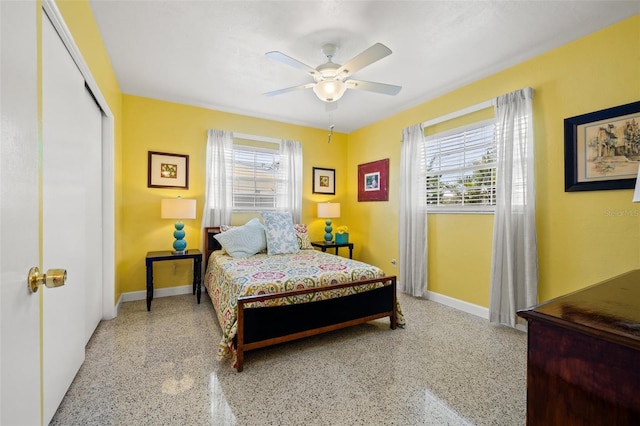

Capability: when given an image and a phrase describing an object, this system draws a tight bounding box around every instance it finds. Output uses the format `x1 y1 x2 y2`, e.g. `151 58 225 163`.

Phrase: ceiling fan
264 42 402 103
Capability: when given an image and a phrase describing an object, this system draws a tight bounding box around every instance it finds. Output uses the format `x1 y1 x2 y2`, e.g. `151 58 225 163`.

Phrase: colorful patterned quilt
204 249 405 363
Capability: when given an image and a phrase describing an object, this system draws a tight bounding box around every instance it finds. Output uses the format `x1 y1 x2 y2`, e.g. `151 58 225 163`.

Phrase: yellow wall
348 14 640 305
59 3 639 307
57 0 124 303
120 95 348 292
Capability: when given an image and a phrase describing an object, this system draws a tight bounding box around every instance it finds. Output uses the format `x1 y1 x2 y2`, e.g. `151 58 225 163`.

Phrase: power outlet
391 259 397 268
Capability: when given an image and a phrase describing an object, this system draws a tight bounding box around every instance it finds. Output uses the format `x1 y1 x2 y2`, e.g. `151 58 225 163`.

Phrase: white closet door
82 90 104 345
42 12 103 423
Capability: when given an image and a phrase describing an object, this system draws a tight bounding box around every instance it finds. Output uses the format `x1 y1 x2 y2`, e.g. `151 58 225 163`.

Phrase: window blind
425 120 497 211
232 145 280 210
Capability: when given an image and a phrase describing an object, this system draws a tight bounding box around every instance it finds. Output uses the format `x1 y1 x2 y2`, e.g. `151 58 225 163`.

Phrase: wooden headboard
204 227 222 262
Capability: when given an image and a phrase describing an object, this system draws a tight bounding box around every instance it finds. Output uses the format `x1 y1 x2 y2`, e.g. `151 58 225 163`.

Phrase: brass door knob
27 267 67 293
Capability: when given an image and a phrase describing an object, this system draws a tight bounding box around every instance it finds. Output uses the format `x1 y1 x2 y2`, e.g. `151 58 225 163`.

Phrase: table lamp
161 197 196 254
317 202 341 243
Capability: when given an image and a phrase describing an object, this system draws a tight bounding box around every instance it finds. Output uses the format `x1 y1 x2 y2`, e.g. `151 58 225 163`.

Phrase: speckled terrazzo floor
50 292 527 426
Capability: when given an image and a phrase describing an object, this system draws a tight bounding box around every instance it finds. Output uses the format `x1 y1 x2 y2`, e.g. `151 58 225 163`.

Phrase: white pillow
261 211 300 255
213 218 267 258
294 224 313 249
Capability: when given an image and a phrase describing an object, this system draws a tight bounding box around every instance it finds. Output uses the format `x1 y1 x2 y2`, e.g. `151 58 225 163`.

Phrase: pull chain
327 109 335 143
327 125 334 143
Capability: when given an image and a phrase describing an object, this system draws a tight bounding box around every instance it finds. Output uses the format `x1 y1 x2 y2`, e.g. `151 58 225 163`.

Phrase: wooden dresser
517 270 640 425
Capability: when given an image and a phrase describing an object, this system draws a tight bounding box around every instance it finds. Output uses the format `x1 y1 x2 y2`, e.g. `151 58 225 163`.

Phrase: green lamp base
172 221 187 254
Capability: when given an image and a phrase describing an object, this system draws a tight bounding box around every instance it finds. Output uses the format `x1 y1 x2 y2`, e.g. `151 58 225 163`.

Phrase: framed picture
312 167 335 194
148 151 189 189
358 158 389 202
565 100 640 192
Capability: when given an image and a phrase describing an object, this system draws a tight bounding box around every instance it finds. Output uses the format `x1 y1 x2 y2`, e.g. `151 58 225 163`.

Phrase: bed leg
390 276 398 330
237 300 245 372
236 350 244 373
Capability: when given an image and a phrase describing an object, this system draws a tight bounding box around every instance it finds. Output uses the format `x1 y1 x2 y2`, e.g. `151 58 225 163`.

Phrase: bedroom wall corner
120 95 350 294
347 14 640 307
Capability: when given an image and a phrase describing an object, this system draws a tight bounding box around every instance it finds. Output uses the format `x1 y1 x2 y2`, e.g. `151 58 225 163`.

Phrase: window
231 144 280 211
425 119 496 212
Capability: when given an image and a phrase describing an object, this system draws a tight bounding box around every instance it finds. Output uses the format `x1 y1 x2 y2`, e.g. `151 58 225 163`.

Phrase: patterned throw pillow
213 218 267 258
261 211 300 255
294 224 313 249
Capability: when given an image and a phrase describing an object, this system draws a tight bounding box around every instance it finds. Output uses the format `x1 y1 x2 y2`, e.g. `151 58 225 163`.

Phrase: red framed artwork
358 158 389 202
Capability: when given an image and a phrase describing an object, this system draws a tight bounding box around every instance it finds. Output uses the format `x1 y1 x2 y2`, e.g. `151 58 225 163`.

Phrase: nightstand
145 249 202 311
311 241 354 259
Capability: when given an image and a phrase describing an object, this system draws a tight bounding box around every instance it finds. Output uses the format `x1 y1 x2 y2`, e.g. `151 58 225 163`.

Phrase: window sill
426 208 495 215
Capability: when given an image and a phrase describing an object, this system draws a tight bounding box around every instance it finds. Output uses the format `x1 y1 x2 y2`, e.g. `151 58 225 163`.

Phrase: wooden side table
145 249 202 311
311 241 354 259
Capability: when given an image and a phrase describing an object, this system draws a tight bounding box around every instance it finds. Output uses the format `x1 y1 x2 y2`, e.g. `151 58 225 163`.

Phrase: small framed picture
312 167 336 194
358 159 389 202
148 151 189 189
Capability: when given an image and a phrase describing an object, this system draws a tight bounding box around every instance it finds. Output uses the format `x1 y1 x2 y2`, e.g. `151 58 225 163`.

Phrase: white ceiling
89 1 639 133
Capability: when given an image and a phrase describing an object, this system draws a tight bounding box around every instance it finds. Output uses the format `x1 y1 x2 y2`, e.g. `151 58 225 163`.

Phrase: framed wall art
358 158 389 202
312 167 335 194
565 100 640 192
148 151 189 189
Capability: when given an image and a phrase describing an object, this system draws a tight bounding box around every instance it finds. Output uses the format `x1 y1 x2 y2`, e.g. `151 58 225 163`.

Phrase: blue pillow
213 218 267 258
261 211 300 255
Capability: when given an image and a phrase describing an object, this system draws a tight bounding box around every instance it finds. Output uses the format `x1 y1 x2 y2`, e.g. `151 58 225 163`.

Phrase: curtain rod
422 99 494 129
233 132 281 145
421 87 533 129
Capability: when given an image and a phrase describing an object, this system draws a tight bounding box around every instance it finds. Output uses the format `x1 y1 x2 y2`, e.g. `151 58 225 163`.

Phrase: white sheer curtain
399 123 427 297
201 129 233 231
489 87 538 327
277 139 303 223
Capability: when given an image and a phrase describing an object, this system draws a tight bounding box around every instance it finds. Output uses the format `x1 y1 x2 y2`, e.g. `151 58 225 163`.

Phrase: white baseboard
115 293 123 316
426 290 528 332
100 286 191 320
120 284 193 303
426 290 490 320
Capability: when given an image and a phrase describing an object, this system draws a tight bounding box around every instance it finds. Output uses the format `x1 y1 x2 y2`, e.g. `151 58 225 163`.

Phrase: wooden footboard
235 276 397 372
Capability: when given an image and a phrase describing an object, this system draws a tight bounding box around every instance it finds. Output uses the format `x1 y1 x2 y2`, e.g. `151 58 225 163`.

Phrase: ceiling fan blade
336 43 392 78
346 79 402 96
263 83 314 97
266 51 318 76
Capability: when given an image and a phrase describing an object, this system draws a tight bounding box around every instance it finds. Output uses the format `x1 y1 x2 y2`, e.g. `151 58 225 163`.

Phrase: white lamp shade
317 202 341 218
634 166 640 202
161 198 196 219
313 80 347 103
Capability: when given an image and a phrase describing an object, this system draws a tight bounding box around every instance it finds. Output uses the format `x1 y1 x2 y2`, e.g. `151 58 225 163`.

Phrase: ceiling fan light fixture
313 79 347 102
265 42 401 101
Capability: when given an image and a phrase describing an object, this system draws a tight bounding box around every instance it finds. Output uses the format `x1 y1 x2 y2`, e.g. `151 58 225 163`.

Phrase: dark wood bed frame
204 227 398 372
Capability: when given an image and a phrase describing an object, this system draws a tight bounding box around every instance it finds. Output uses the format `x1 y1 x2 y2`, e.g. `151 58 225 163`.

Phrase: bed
203 220 404 372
